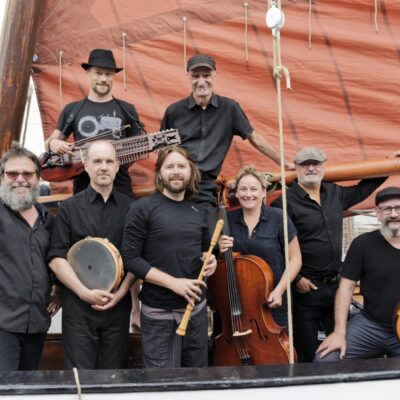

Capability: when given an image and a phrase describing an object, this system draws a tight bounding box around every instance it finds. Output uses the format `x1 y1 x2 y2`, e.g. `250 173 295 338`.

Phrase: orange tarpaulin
32 0 400 205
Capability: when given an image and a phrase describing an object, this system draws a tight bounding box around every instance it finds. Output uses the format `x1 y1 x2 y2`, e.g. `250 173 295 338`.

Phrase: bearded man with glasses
0 142 60 371
316 186 400 361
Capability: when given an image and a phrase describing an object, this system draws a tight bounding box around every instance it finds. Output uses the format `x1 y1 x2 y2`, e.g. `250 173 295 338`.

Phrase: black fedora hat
81 49 123 72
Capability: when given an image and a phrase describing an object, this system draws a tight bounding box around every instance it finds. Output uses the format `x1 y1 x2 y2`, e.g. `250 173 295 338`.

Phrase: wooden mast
0 0 44 154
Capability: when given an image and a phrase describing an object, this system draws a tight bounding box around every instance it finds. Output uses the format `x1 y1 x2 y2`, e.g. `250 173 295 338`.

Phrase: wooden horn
268 157 400 185
176 219 224 337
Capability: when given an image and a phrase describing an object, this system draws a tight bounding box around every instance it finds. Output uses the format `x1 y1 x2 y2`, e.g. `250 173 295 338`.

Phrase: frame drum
67 237 124 292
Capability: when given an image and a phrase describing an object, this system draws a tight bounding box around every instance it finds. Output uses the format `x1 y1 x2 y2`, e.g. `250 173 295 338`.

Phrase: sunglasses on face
4 171 37 180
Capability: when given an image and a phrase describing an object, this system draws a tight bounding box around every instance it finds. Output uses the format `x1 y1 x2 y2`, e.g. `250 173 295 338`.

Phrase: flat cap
294 147 327 164
375 186 400 205
187 54 216 72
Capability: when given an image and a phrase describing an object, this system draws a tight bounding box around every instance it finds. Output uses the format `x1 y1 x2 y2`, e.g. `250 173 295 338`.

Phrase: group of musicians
0 48 399 371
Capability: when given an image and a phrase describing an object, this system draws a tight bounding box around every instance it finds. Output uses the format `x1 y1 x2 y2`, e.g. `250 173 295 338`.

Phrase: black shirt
0 202 53 333
122 192 210 309
342 230 400 327
160 94 253 203
48 185 132 261
228 205 297 286
56 98 142 197
270 178 385 278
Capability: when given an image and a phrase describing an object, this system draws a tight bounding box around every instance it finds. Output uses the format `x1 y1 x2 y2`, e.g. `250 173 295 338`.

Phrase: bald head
84 140 119 191
86 140 117 161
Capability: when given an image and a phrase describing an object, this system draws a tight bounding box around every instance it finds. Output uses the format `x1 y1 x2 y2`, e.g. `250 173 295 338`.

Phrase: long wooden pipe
267 157 400 185
40 157 400 205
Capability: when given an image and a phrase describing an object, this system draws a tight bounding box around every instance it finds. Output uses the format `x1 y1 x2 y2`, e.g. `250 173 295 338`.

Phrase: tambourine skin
67 237 124 292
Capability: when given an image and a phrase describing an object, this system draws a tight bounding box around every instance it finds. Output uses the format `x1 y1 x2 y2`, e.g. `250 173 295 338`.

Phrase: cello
207 202 293 366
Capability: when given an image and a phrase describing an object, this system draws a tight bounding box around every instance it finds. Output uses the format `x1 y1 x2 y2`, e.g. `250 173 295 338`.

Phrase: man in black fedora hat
45 48 144 197
160 53 293 229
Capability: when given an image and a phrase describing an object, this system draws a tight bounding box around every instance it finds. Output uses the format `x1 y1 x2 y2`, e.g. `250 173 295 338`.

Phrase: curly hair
0 141 41 178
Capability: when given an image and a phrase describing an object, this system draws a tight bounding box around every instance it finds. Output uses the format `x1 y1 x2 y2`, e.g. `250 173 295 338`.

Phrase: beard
161 174 190 194
92 83 112 96
0 181 39 212
380 218 400 240
298 174 322 188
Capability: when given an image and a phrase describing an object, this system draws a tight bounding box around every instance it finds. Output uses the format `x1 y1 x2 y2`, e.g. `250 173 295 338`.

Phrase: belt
309 272 340 285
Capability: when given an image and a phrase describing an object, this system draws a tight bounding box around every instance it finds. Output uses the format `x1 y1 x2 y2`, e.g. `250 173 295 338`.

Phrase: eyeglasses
378 206 400 215
4 171 37 180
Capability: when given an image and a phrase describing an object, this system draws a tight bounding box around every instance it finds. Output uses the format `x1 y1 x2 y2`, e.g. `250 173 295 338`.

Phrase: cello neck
220 202 242 316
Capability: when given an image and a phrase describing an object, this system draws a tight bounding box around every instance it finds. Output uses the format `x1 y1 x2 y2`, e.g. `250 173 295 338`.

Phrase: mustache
169 174 184 180
12 183 31 189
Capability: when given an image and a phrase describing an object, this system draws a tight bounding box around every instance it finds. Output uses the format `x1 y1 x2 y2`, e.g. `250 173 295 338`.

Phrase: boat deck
1 358 399 396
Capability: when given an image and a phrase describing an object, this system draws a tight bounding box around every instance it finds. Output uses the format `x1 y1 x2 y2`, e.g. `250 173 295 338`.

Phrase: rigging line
308 0 312 49
37 0 65 31
122 32 127 91
374 0 379 33
183 16 188 72
72 367 82 400
268 0 295 364
244 2 249 62
58 51 63 111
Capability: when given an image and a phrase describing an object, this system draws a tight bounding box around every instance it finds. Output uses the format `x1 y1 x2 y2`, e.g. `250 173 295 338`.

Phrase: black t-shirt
56 98 141 197
160 94 253 203
122 192 210 310
342 229 400 327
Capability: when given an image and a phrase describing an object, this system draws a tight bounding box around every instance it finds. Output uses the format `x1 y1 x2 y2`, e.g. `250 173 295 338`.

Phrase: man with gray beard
315 186 400 361
271 147 386 362
0 142 59 371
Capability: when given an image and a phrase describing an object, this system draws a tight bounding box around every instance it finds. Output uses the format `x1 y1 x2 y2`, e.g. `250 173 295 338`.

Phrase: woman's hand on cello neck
219 235 234 253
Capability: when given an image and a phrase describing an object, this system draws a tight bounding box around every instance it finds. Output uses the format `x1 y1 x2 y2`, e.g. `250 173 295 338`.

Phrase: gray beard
0 183 39 212
380 223 400 241
298 175 322 188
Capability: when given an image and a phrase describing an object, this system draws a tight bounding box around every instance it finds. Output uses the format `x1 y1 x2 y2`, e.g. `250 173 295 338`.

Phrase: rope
122 32 127 90
244 2 249 62
73 367 82 400
268 0 295 364
58 50 63 110
183 16 188 72
308 0 312 49
374 0 379 33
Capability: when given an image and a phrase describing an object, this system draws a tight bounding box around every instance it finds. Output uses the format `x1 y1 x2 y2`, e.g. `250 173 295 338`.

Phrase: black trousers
0 330 47 371
293 281 338 362
62 291 131 370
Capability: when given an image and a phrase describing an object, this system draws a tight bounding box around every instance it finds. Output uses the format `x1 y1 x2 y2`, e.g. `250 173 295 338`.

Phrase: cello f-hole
250 318 268 341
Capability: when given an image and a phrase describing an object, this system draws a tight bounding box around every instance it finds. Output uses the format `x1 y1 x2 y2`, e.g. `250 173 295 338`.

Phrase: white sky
0 0 45 156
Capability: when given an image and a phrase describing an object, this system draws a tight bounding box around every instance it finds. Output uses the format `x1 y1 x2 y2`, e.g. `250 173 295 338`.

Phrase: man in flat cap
315 187 400 361
161 53 293 229
45 48 144 197
271 146 386 362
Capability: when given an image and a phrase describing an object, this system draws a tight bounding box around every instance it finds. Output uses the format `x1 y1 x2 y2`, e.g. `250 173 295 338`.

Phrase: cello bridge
232 329 252 337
